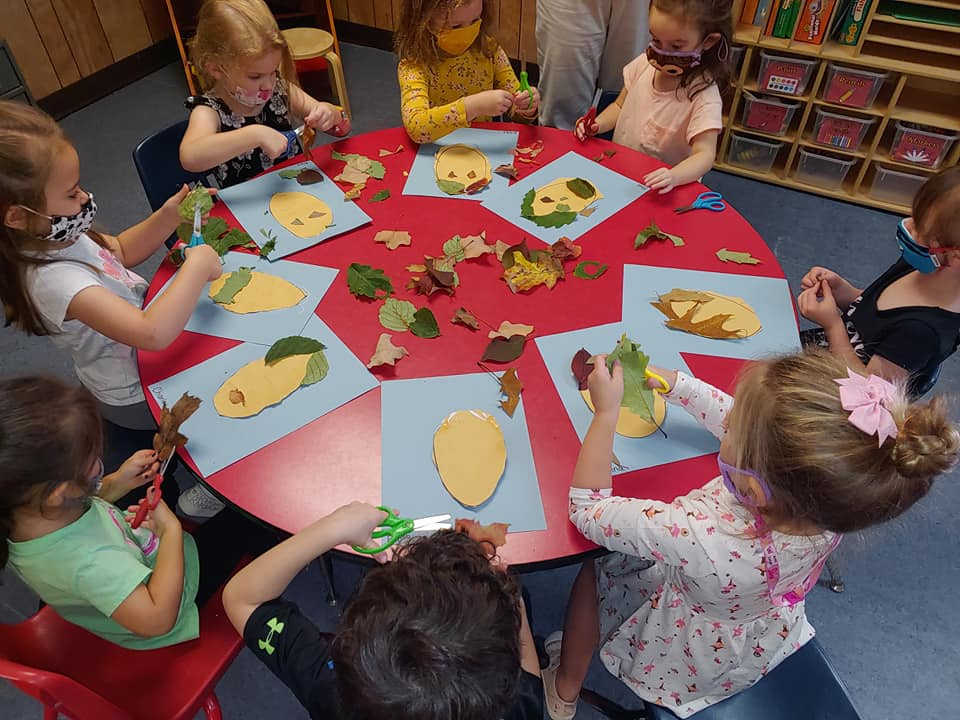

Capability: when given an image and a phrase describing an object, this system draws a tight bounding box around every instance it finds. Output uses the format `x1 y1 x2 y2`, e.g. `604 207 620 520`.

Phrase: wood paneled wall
2 0 173 99
332 0 538 61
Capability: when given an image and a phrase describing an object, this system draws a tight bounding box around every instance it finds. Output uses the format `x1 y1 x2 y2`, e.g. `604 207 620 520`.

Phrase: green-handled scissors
352 507 453 555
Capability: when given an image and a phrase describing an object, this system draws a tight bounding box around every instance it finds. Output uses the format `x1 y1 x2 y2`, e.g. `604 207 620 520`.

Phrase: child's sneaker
542 631 577 720
177 484 225 518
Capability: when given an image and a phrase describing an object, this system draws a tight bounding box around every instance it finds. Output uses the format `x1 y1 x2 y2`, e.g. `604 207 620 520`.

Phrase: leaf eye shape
291 218 304 225
309 210 325 218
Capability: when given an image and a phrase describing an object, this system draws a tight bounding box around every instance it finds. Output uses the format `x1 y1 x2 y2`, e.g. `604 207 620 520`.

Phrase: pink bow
834 370 899 446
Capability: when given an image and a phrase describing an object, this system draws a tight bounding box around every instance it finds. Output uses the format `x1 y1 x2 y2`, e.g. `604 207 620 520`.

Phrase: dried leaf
651 290 744 340
579 206 597 217
410 307 440 338
494 163 519 179
499 367 523 417
335 166 370 185
370 189 391 203
481 334 527 363
514 140 544 158
503 252 564 293
347 263 394 299
514 155 541 165
716 248 761 265
488 321 534 340
153 393 202 460
634 219 684 248
464 177 490 194
367 333 409 368
451 307 480 330
229 389 245 406
379 297 417 332
331 150 386 179
177 184 213 221
379 144 404 157
374 230 412 250
265 336 326 365
426 258 458 288
211 267 253 304
406 263 427 273
296 169 324 185
344 183 365 201
443 232 494 262
571 348 592 390
437 178 466 195
454 518 510 555
550 237 582 261
494 240 511 261
573 260 608 279
604 149 616 158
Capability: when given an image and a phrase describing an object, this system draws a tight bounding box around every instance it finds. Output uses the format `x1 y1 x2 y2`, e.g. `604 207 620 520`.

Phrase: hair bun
892 397 960 479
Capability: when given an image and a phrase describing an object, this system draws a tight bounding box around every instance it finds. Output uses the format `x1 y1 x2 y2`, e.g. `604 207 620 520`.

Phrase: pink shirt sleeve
621 54 649 93
686 84 723 143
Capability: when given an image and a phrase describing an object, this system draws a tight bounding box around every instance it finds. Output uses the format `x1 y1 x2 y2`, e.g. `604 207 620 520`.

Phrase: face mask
434 18 481 56
646 42 703 77
897 219 941 274
223 68 275 107
21 194 97 245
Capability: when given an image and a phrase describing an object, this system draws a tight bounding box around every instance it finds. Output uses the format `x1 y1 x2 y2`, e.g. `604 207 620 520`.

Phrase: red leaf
455 518 510 555
571 348 592 390
481 334 527 363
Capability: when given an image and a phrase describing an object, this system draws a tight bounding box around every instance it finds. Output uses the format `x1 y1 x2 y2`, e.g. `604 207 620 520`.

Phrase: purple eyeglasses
717 457 772 507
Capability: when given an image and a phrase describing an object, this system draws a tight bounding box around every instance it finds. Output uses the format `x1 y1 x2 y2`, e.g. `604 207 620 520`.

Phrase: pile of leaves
153 392 201 461
498 237 582 293
406 232 495 297
520 178 597 229
332 150 386 200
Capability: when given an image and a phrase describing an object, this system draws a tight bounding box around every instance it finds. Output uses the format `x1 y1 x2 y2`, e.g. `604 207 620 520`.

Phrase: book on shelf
794 0 839 44
833 0 874 45
740 0 760 24
771 0 804 38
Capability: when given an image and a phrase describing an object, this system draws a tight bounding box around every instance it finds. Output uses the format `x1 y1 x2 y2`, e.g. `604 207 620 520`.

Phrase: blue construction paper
147 314 378 477
380 372 546 532
217 164 372 260
402 127 519 201
480 150 649 245
146 252 337 344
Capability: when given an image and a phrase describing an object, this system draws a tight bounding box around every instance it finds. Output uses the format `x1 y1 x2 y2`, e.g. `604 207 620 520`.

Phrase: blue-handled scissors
674 191 727 214
352 507 453 555
187 202 204 247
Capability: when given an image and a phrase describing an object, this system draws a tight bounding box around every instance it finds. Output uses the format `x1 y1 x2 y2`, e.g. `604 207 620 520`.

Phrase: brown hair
332 530 522 720
912 165 960 249
0 376 103 569
651 0 733 98
394 0 496 65
729 348 959 534
189 0 298 92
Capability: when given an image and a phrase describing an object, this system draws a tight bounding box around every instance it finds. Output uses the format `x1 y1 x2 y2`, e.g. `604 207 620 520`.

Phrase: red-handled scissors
130 452 173 530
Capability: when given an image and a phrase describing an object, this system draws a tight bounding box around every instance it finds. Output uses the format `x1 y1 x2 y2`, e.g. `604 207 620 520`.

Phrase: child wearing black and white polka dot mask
0 101 222 431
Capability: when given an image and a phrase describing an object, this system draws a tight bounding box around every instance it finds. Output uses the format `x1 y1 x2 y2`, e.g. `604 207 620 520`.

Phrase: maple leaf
503 251 564 293
550 237 582 261
370 189 391 203
296 169 324 185
488 321 534 340
481 334 527 363
451 307 480 330
379 144 404 157
153 392 201 460
374 230 412 250
344 183 365 200
716 248 761 265
574 260 607 279
498 367 523 417
651 290 744 339
212 266 253 304
494 163 518 179
367 333 408 368
347 263 394 299
177 184 213 222
570 348 592 390
454 518 510 555
334 166 369 185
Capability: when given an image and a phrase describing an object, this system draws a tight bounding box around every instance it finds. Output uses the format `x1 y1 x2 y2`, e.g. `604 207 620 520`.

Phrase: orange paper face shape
269 192 333 239
433 410 507 508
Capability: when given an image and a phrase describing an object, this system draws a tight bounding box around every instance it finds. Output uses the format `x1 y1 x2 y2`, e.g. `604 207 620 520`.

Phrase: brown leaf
335 166 369 185
579 206 597 217
481 334 527 363
488 321 534 340
467 170 477 179
426 258 457 288
653 291 744 340
229 389 246 406
494 163 518 179
451 307 480 330
406 263 427 273
374 230 412 250
455 518 510 555
407 275 451 296
153 392 201 460
550 237 582 261
379 144 404 157
296 169 324 185
514 140 544 158
514 155 541 165
458 231 495 260
465 177 490 194
650 289 717 322
367 333 409 368
494 240 512 261
571 348 592 390
499 367 523 417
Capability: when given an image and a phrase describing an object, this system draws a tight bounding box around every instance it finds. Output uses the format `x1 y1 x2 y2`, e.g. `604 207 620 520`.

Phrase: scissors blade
189 203 203 246
413 514 452 530
157 451 175 478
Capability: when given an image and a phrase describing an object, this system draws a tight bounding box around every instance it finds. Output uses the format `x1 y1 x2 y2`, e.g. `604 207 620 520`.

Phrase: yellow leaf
502 252 563 293
488 321 535 340
406 263 427 273
344 183 365 201
499 367 523 417
367 333 409 368
374 230 412 250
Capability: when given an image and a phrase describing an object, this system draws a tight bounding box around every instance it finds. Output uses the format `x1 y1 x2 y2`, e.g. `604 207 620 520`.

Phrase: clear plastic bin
821 64 888 109
741 91 800 136
811 108 876 151
870 165 927 206
757 51 818 96
890 121 959 169
727 132 783 172
794 147 856 189
730 45 746 74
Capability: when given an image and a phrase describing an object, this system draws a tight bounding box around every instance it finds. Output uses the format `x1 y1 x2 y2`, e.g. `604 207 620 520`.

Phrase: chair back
132 119 204 213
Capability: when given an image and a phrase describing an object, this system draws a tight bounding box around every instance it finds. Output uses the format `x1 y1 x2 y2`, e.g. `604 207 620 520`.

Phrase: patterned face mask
21 193 97 245
645 43 703 77
222 68 276 108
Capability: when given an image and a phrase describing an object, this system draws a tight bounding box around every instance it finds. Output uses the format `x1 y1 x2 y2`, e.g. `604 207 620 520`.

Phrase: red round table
140 123 788 569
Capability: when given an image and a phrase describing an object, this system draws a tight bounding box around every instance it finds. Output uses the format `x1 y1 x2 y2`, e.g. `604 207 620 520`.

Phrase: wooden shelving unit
721 0 960 213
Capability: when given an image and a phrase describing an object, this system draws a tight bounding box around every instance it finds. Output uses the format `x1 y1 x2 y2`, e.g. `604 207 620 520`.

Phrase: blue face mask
897 219 940 274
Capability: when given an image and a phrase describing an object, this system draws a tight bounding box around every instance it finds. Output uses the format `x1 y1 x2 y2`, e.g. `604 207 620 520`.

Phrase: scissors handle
352 506 412 555
130 474 163 529
644 369 671 394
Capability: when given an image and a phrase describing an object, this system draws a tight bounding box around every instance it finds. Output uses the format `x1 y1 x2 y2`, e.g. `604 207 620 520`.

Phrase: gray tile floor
2 44 958 719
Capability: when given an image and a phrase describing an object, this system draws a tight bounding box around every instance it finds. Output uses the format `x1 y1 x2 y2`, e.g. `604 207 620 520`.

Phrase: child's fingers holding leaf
588 354 624 413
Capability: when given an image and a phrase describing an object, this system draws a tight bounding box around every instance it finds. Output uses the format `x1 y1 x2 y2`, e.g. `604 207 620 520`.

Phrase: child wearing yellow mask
395 0 541 143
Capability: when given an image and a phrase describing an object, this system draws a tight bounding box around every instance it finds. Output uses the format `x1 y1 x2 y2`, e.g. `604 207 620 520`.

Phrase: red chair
0 587 242 720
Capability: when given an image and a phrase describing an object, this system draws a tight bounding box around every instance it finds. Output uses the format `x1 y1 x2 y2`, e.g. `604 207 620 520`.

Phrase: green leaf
211 267 253 304
566 178 596 199
436 179 466 195
370 189 391 203
278 167 303 179
531 210 578 228
409 307 440 338
347 263 394 299
379 297 417 332
573 261 608 280
605 334 655 422
520 188 536 218
556 203 571 212
481 335 527 363
210 227 257 256
442 236 465 262
716 248 761 265
259 228 278 258
634 220 684 249
331 151 386 179
177 185 213 222
265 336 326 365
301 350 329 386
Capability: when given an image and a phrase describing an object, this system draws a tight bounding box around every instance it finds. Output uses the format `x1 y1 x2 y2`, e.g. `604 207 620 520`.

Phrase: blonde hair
394 0 496 65
189 0 298 92
729 348 959 533
912 166 960 249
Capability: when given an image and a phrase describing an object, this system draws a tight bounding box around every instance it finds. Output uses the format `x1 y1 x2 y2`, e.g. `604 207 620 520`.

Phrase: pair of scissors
519 61 534 105
352 507 453 555
576 88 604 142
187 201 204 248
674 191 727 213
130 452 174 530
645 368 671 393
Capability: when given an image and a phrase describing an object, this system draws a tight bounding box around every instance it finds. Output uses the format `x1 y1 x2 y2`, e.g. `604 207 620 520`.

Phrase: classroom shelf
722 0 959 214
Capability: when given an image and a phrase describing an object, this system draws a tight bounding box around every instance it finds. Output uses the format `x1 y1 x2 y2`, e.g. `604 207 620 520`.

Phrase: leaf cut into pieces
570 348 593 390
574 260 608 279
494 163 519 179
153 393 202 461
513 140 544 158
229 389 246 406
488 321 534 340
367 333 408 368
334 166 369 185
211 266 254 304
374 229 412 250
370 189 391 203
481 334 527 363
265 336 326 365
347 263 394 299
499 367 523 417
331 150 386 179
451 307 480 330
454 518 509 555
464 178 490 194
343 183 365 201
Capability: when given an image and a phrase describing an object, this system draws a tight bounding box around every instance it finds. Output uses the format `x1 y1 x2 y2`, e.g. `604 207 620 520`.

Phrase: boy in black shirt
223 502 543 720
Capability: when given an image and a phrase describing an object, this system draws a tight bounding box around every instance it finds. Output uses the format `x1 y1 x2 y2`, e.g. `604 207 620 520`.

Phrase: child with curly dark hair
223 502 542 720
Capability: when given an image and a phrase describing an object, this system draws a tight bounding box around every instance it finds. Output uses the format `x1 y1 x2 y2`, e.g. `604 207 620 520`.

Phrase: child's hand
328 502 389 550
184 243 223 282
465 90 514 119
646 365 677 392
256 126 291 159
127 491 181 538
574 113 599 141
800 266 843 291
644 167 677 194
305 103 348 135
162 185 216 225
512 87 540 116
112 450 160 494
329 114 351 137
797 279 841 330
588 354 624 415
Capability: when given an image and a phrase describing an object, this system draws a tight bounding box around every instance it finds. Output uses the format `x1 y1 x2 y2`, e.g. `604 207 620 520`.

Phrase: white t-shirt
613 54 723 167
25 234 148 406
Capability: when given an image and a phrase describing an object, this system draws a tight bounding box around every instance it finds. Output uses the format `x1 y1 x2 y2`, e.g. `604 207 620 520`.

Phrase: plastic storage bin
821 64 888 108
757 51 818 96
811 108 876 151
727 132 783 172
794 147 856 189
741 91 800 136
890 121 959 169
730 45 745 74
870 165 927 206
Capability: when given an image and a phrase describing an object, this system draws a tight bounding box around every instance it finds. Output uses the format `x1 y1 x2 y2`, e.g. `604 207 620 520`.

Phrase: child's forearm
146 528 185 632
823 320 866 369
668 147 715 187
572 410 618 490
180 125 264 173
116 210 180 267
593 96 622 135
139 257 212 350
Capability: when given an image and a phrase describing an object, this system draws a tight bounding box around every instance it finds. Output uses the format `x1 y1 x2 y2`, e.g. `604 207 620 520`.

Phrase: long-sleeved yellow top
398 41 536 143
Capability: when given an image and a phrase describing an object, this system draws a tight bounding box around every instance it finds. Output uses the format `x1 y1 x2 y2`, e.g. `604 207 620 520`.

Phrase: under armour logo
258 617 285 655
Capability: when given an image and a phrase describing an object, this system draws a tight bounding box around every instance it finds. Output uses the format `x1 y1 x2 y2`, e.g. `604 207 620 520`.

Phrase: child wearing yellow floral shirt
395 0 541 143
